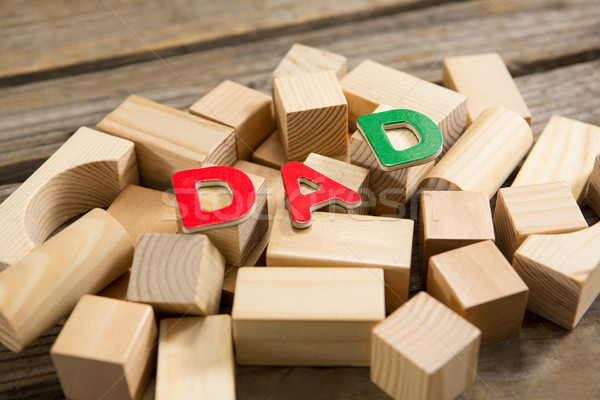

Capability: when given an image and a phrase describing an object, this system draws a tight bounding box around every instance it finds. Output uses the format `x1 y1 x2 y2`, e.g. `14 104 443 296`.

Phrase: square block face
371 292 480 400
427 241 529 345
274 70 348 161
51 295 156 400
266 210 413 312
272 43 347 83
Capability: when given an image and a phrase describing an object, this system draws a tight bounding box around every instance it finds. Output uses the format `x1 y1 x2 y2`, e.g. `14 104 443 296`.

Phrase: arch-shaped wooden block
0 127 138 269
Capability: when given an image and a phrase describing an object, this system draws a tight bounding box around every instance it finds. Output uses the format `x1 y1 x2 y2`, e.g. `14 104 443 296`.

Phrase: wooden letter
494 182 587 260
371 292 481 400
587 154 600 216
97 94 236 190
0 127 137 269
271 43 347 85
232 267 385 366
419 107 533 198
51 295 156 400
156 316 235 400
427 241 529 345
126 233 225 315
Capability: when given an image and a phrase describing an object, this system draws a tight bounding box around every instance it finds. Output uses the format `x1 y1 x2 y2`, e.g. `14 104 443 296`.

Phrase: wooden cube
51 295 156 400
97 94 236 190
127 234 226 315
513 224 600 329
588 155 600 216
267 209 413 313
420 190 494 284
494 182 587 260
156 316 235 400
371 292 481 400
274 70 348 161
189 80 275 160
304 152 369 214
251 130 288 168
271 43 347 85
232 267 385 366
443 52 531 125
427 241 529 345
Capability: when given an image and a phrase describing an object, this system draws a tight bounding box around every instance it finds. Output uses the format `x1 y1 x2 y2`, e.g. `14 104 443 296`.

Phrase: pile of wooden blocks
0 44 599 400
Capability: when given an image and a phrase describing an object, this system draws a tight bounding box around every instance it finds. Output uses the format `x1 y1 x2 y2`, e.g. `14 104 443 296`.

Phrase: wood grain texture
0 127 137 269
267 209 413 312
232 267 385 366
271 43 347 84
420 107 533 198
126 234 226 315
427 241 529 346
0 209 133 352
97 94 236 189
189 80 275 160
512 223 600 329
156 316 235 400
494 182 588 260
371 292 481 400
51 295 156 400
443 52 531 125
587 155 600 216
274 70 348 160
512 115 600 203
251 131 288 169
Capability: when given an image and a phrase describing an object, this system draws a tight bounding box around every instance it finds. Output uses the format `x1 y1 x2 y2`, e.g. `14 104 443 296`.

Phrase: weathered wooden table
1 0 599 399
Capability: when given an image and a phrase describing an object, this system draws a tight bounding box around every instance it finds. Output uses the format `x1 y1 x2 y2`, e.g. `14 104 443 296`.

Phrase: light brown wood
97 94 236 190
512 223 600 329
0 127 137 269
304 152 369 214
232 267 385 366
443 52 531 125
267 209 413 312
221 266 240 306
494 181 588 260
156 315 235 400
340 59 467 150
251 131 288 169
427 241 529 346
371 291 481 400
0 209 133 352
419 190 495 284
419 107 533 198
274 70 348 160
512 115 600 203
51 295 156 400
189 80 275 160
126 234 225 315
271 43 347 85
98 271 131 301
587 155 600 216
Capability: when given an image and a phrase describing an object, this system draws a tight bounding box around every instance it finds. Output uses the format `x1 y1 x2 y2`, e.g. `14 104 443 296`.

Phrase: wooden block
156 316 235 400
304 153 369 215
494 182 588 260
420 107 533 198
97 271 131 301
371 292 481 400
0 209 133 352
274 70 348 161
512 223 600 329
443 52 531 125
587 155 600 216
271 43 347 85
221 265 240 306
340 60 467 151
127 234 225 315
251 130 287 169
427 241 529 345
267 209 413 312
51 295 156 400
107 185 180 245
0 127 137 269
189 80 275 160
232 267 385 366
97 94 236 190
512 115 600 203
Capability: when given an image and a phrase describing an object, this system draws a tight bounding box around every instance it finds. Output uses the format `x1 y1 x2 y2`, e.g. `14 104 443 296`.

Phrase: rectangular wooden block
156 316 235 400
232 267 385 366
271 43 347 85
587 155 600 216
251 130 288 169
97 94 236 189
341 60 467 151
267 209 413 312
189 80 275 160
274 70 348 161
443 52 531 125
513 115 600 203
